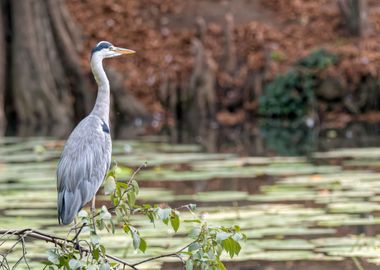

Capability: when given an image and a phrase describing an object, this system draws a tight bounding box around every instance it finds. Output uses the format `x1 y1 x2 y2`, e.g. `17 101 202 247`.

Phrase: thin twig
20 236 31 270
128 162 147 185
131 240 196 267
352 257 365 270
0 236 23 268
12 237 25 269
0 229 136 270
0 229 196 270
72 222 87 242
114 161 147 208
92 162 147 219
66 163 148 243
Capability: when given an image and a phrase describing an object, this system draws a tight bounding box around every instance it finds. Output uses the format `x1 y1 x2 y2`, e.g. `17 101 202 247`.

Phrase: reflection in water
6 115 380 156
6 121 74 138
164 119 380 156
165 260 380 270
259 119 317 156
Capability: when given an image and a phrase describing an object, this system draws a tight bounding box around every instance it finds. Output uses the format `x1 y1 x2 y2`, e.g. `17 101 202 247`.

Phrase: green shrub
259 70 315 118
259 49 337 118
297 49 338 69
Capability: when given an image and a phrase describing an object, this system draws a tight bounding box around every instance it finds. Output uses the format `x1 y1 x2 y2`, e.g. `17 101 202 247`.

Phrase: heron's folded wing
57 115 111 224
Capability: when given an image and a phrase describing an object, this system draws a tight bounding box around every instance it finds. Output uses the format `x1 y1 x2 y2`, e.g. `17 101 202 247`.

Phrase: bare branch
0 228 194 270
131 240 196 267
0 229 137 270
128 162 147 186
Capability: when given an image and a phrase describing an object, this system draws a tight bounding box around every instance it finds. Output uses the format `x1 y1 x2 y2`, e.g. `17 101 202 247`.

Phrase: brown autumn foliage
66 0 380 117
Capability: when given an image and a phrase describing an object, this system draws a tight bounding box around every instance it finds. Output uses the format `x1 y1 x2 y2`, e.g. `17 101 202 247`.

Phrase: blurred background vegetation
1 0 380 154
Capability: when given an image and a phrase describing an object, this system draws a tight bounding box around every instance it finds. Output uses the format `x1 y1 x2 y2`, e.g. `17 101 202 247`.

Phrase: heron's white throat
90 54 110 123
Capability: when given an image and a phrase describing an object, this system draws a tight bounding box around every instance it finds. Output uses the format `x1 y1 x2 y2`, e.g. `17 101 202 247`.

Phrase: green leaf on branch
100 262 111 270
216 231 230 242
157 207 171 223
96 219 105 230
217 259 227 270
131 179 139 195
188 242 200 252
184 219 201 223
222 237 241 258
100 206 111 220
77 210 88 218
170 212 180 232
146 211 155 224
139 237 147 253
47 249 59 265
100 245 106 255
90 233 100 245
131 227 141 250
115 166 133 178
41 260 53 266
92 247 100 260
68 259 84 270
123 224 130 234
104 176 116 195
185 259 193 270
127 192 136 207
88 265 97 270
116 181 129 189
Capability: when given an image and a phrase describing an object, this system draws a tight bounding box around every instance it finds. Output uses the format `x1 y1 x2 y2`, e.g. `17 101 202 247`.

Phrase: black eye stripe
91 42 113 55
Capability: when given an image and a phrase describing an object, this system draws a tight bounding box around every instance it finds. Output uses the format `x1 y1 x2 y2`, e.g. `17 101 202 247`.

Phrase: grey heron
57 41 135 225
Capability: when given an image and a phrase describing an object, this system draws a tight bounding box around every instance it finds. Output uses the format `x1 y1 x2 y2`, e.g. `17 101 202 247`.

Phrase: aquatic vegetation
1 138 380 269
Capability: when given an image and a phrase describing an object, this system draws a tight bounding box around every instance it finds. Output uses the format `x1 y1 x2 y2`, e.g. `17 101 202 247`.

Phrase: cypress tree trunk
338 0 368 36
0 0 146 136
10 0 92 135
0 4 5 136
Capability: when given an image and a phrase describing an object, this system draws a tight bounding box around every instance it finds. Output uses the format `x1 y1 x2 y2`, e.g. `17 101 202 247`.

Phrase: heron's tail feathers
58 189 82 225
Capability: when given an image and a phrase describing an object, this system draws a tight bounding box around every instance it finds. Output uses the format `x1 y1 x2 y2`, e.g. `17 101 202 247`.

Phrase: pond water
2 121 380 269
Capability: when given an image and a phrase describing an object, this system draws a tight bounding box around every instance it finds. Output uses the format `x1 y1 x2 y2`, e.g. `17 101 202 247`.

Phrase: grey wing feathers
57 115 111 225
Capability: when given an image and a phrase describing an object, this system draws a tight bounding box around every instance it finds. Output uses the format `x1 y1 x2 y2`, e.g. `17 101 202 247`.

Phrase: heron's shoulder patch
101 121 110 134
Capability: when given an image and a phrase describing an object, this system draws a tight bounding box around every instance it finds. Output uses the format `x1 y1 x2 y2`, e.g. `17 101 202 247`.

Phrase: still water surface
2 121 380 269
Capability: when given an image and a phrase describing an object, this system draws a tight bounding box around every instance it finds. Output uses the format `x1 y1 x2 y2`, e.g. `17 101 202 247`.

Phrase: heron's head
91 41 135 60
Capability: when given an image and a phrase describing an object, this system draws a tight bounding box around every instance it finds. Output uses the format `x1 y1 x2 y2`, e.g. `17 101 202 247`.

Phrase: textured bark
223 14 237 73
0 3 5 136
159 38 217 143
11 0 72 129
189 39 217 121
338 0 368 36
1 0 146 136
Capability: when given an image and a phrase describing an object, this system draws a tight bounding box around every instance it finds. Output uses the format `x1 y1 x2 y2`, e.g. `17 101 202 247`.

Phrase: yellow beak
112 47 136 55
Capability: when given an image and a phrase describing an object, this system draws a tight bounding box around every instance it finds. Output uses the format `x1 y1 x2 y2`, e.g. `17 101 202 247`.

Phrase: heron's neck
90 55 110 124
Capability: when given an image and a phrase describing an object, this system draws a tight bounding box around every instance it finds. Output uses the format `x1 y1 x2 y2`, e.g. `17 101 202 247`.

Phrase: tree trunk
338 0 368 36
12 0 70 131
0 3 5 136
1 0 146 136
222 13 237 73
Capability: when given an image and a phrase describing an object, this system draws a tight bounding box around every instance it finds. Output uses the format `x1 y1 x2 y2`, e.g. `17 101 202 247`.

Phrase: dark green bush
297 49 338 69
259 49 337 118
259 70 315 118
